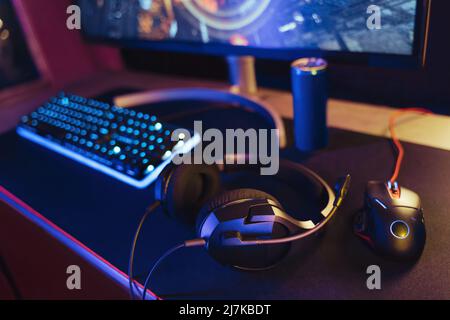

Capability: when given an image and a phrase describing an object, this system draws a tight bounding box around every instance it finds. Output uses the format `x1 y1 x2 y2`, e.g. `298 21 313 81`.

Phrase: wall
13 0 123 88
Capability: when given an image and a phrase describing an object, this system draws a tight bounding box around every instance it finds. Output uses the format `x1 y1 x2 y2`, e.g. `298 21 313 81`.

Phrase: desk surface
0 93 449 299
1 72 450 299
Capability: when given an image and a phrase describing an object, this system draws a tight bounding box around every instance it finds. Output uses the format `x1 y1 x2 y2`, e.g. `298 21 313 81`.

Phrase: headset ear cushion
196 188 283 236
164 164 221 223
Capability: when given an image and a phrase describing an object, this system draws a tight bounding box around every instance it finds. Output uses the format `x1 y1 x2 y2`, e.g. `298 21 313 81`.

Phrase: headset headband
218 154 337 230
216 154 350 246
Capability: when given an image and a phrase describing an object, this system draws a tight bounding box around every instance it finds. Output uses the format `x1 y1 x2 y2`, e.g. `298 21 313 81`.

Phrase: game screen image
80 0 419 55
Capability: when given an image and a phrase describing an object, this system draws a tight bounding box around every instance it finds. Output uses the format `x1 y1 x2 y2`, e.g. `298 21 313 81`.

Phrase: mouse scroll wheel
390 220 410 239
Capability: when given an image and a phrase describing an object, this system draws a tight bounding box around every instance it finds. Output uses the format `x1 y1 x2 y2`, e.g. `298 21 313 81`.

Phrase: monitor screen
80 0 427 63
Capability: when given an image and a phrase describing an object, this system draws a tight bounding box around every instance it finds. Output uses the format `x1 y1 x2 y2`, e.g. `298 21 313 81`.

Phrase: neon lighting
374 198 387 209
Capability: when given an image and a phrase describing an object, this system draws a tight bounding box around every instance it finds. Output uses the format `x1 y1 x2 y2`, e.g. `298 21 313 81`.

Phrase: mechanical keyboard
17 92 200 188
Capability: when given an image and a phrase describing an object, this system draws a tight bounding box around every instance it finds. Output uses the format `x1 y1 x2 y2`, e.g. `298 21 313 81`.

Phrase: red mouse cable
388 108 433 184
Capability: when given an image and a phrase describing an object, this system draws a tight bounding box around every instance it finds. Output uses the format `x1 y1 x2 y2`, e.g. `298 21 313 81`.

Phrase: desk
0 72 449 299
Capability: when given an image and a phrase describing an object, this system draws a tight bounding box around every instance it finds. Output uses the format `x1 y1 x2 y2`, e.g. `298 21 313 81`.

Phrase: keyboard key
17 92 199 188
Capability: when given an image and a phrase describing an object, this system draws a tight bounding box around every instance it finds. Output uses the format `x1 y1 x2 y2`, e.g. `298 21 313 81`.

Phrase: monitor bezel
79 0 431 68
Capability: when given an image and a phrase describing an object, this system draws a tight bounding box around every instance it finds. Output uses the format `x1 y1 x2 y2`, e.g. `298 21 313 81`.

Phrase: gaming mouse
354 181 426 260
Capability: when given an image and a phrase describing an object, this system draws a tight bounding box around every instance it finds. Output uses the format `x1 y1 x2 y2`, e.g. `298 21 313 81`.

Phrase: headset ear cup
196 188 283 237
154 165 173 203
197 188 292 270
163 164 221 223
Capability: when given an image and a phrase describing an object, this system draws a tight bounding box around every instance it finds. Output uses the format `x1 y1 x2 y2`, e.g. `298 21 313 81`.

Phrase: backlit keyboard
17 92 200 188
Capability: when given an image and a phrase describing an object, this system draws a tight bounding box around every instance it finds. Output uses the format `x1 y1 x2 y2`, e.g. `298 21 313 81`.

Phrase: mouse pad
0 100 449 299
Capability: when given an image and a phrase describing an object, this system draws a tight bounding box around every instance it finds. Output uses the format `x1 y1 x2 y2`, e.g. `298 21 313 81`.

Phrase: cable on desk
142 239 206 300
128 201 161 300
388 108 433 184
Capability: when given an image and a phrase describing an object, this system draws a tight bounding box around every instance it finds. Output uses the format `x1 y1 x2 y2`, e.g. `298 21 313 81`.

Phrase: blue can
291 58 328 152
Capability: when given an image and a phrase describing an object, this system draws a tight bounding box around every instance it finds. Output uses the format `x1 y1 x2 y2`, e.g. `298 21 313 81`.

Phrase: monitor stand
113 56 287 148
226 56 258 96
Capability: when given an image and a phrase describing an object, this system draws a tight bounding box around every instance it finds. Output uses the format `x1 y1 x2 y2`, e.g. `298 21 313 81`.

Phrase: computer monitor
79 0 431 67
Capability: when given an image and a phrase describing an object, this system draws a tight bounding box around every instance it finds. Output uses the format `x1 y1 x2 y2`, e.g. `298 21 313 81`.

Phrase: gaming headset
154 154 351 270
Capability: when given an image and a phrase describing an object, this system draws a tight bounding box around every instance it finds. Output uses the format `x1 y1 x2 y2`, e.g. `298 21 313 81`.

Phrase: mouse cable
388 108 433 184
128 201 161 300
142 239 206 301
